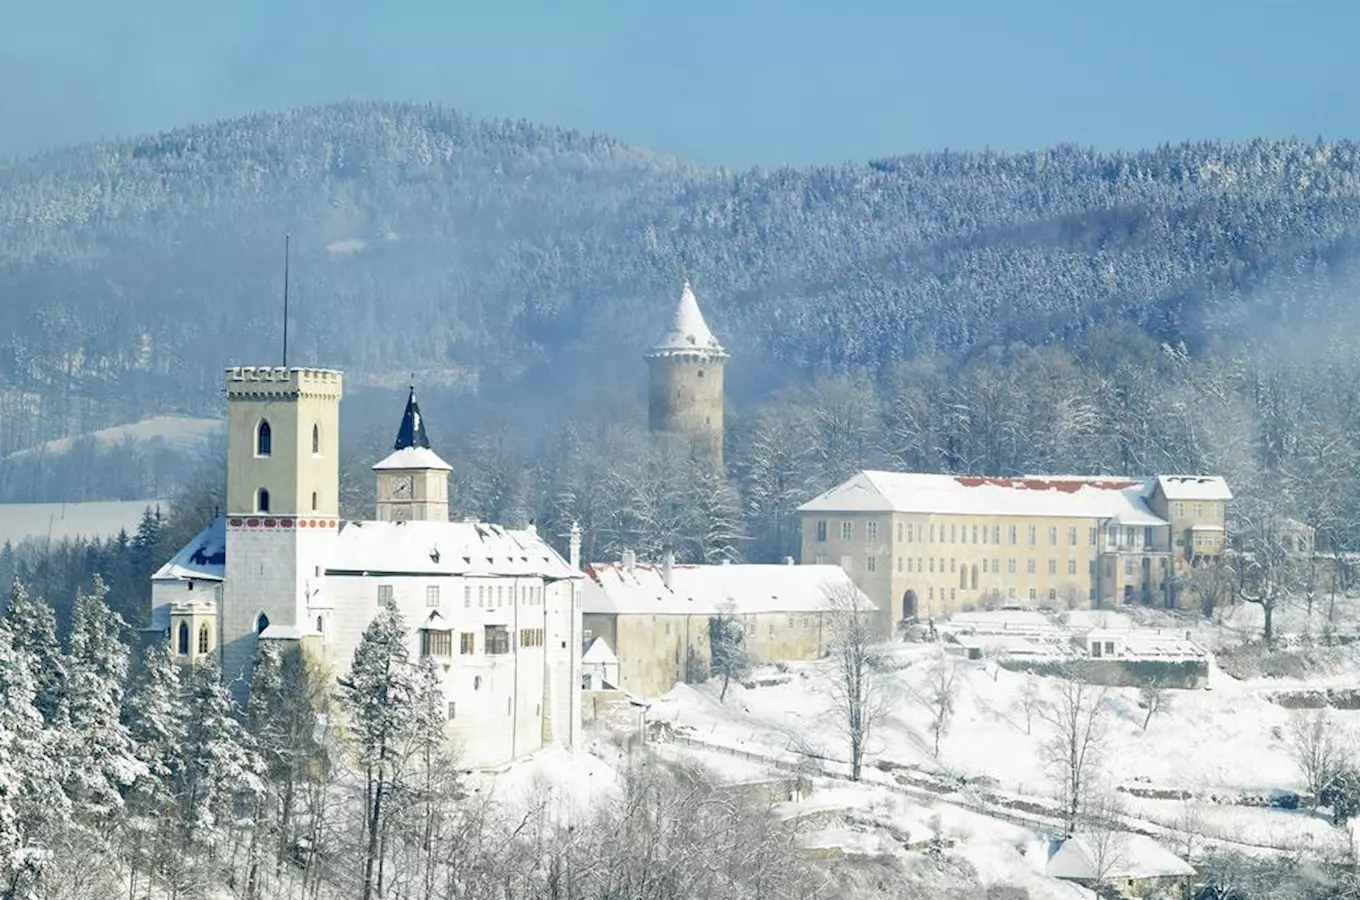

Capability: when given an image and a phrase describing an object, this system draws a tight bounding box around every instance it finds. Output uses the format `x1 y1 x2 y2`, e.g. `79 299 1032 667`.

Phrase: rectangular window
464 585 471 608
928 587 934 601
1048 526 1058 546
1008 526 1018 545
518 628 544 648
981 559 988 574
866 555 877 572
993 526 1001 544
1028 587 1037 600
377 584 394 609
1193 503 1203 517
1008 586 1016 599
950 524 957 543
930 524 937 543
981 526 988 545
1125 558 1134 576
496 586 504 607
1069 526 1078 545
426 585 441 607
421 629 453 658
993 558 1000 573
1089 527 1098 546
840 555 853 572
929 558 936 573
816 519 828 542
897 522 904 542
1007 558 1017 574
1027 559 1036 575
907 558 913 573
1027 525 1037 546
484 625 510 655
1174 502 1185 517
840 521 854 540
950 588 956 603
1068 558 1077 575
814 553 827 564
866 520 879 541
1048 559 1057 575
1105 641 1115 656
460 632 475 654
1144 526 1154 548
1048 588 1057 602
949 558 956 573
478 585 486 607
972 525 978 544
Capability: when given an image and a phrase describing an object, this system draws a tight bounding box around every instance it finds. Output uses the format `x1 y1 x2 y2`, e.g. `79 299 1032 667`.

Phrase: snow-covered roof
947 609 1060 634
152 517 226 582
0 499 166 548
372 446 452 472
799 471 1167 525
645 281 727 359
1064 610 1134 632
1155 475 1233 501
325 520 579 579
582 636 618 666
259 624 304 641
1044 832 1193 881
582 561 875 616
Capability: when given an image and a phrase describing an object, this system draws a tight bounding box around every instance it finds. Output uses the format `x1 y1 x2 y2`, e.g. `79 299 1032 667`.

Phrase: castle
150 370 584 768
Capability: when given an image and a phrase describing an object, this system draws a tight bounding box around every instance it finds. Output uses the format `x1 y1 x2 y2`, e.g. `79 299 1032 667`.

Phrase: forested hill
5 100 1360 454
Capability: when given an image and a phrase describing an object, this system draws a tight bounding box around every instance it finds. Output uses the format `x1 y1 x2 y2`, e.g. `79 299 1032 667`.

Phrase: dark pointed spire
394 383 431 450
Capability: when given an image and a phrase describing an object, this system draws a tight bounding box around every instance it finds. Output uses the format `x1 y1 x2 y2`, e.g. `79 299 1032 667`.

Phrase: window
464 586 471 607
1104 641 1115 656
473 675 482 690
520 628 544 647
1028 587 1037 600
1026 559 1036 574
950 524 957 542
198 624 210 654
312 424 320 455
906 558 913 572
1069 526 1078 545
959 566 967 589
177 622 189 655
311 491 318 512
378 584 394 609
1173 502 1185 517
460 632 475 654
1048 526 1058 546
478 585 486 607
930 524 936 542
1089 527 1098 546
256 420 272 456
1125 558 1134 576
1143 526 1154 548
1027 525 1037 546
1008 586 1016 599
972 525 978 544
485 625 511 655
316 615 324 634
1068 558 1077 575
840 555 852 572
426 585 441 607
1008 526 1017 545
840 521 854 540
993 525 1000 543
928 587 934 601
816 520 828 542
866 520 879 541
447 702 456 720
421 629 453 657
1048 588 1057 602
970 565 978 590
496 586 504 607
1048 559 1057 575
950 588 956 603
814 553 827 564
897 522 904 542
1007 558 1017 574
949 558 956 573
929 558 936 573
257 488 271 513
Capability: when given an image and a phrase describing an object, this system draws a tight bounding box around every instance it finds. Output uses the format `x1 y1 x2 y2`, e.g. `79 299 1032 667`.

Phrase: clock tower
374 384 451 522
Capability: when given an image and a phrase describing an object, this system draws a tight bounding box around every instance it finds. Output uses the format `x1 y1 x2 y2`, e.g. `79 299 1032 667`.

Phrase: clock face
391 475 413 499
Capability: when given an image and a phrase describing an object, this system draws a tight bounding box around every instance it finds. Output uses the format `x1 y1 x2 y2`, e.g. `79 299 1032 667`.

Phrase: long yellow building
798 472 1231 635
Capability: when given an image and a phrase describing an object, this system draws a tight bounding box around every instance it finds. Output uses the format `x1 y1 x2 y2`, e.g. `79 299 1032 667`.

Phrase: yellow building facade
799 472 1231 635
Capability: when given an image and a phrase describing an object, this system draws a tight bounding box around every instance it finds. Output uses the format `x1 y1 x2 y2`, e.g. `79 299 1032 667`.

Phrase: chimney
784 556 795 565
569 521 582 571
622 548 636 571
662 550 674 589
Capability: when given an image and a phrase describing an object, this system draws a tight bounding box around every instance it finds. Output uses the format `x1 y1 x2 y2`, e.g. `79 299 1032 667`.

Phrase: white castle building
149 366 584 768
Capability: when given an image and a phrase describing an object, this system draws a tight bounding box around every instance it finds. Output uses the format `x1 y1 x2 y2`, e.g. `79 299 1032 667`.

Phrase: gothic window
257 488 271 513
256 612 270 634
256 420 272 457
198 624 210 654
312 424 320 455
177 622 189 655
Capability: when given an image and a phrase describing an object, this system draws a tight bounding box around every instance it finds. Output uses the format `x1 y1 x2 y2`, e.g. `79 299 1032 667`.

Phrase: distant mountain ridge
4 100 1360 454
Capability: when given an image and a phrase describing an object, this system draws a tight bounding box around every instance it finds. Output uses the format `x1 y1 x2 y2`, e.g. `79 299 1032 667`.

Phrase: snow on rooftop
799 471 1167 525
153 516 226 582
582 560 875 616
1042 832 1193 881
1155 475 1233 501
0 499 165 548
646 281 727 359
582 636 618 666
326 520 578 579
1064 610 1134 632
372 446 453 471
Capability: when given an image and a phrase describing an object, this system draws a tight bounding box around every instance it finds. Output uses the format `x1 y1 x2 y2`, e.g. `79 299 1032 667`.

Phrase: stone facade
646 282 727 470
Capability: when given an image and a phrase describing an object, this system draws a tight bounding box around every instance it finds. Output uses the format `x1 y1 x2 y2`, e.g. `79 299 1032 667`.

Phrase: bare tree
821 579 885 781
920 651 958 758
1286 709 1349 807
1014 673 1041 736
1186 557 1235 620
1138 679 1169 731
1080 782 1128 890
708 600 750 703
1237 512 1298 646
1038 670 1108 836
1176 794 1205 862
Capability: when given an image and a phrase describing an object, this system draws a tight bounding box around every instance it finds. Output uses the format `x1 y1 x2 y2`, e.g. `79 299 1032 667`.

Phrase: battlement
225 366 344 399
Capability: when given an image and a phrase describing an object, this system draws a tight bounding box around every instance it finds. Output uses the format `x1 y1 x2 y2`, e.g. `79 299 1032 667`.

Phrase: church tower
221 366 343 688
373 385 451 522
646 281 728 469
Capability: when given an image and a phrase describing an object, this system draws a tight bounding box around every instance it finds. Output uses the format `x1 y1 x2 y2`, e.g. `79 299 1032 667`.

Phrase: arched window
312 424 320 455
198 623 210 654
177 622 190 655
256 612 270 635
256 420 272 456
257 488 271 513
311 490 318 512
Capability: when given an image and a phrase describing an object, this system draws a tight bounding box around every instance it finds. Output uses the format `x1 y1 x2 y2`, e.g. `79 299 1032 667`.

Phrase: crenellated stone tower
645 281 728 470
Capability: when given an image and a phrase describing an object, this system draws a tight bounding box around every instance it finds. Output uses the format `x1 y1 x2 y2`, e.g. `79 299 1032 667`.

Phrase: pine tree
339 607 418 900
122 644 186 898
5 581 68 729
178 659 265 849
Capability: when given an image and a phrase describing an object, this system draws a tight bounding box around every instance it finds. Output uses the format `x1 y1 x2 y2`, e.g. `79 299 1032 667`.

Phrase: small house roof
1155 475 1233 501
1044 832 1193 881
153 517 226 582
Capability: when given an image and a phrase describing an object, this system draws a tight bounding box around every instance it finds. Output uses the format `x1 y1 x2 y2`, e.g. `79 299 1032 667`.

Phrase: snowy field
3 414 223 460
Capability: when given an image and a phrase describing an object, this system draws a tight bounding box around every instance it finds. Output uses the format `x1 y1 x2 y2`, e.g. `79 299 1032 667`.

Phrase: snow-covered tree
821 581 883 781
1038 670 1108 837
121 644 186 899
178 658 265 848
5 581 68 728
708 600 750 702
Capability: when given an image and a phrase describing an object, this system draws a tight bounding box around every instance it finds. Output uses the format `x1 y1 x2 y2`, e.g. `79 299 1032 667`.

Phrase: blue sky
2 0 1356 166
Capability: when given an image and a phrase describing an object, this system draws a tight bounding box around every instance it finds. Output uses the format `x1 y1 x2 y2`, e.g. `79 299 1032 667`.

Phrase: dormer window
256 420 272 457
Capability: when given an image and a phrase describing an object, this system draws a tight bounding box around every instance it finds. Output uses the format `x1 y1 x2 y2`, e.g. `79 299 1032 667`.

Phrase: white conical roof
647 281 727 358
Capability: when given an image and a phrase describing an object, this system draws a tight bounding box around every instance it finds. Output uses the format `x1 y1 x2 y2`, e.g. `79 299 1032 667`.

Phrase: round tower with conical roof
645 281 728 470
